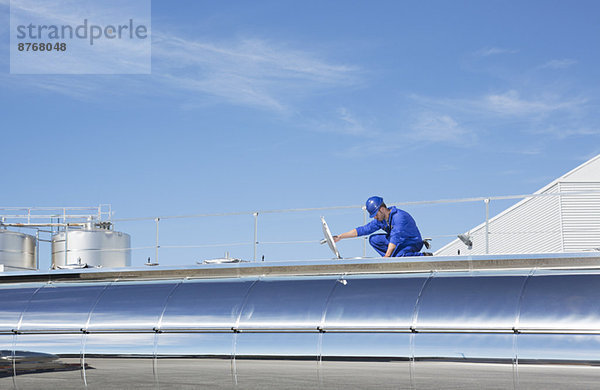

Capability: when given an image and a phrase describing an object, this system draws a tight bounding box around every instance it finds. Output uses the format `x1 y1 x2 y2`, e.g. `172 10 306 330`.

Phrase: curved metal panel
234 333 319 388
19 283 109 332
322 274 429 330
82 333 156 389
159 278 257 330
156 333 233 389
0 284 44 331
415 271 527 330
237 277 337 330
14 334 83 389
519 271 600 331
87 280 179 331
413 333 514 389
320 333 411 389
0 334 14 388
517 334 600 389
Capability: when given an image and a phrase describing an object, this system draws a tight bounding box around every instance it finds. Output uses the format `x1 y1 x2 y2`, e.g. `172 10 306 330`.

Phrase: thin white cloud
403 88 595 149
334 111 476 158
151 34 359 112
475 47 518 57
305 107 373 137
483 90 585 116
2 27 358 111
411 90 587 118
336 107 369 135
4 1 358 107
408 113 474 145
508 147 542 156
535 126 600 139
539 59 577 69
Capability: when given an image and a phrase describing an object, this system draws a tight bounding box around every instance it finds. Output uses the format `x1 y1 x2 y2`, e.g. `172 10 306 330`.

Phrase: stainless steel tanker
1 252 600 389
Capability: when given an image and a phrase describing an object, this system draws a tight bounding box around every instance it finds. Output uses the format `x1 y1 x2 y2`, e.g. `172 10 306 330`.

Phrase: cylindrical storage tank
0 230 36 270
51 229 131 268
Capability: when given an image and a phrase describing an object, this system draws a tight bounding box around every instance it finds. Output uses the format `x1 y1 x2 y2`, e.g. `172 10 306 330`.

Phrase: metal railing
109 189 600 264
1 190 600 268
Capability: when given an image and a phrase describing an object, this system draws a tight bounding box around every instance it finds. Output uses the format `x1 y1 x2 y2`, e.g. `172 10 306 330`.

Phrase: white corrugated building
435 154 600 256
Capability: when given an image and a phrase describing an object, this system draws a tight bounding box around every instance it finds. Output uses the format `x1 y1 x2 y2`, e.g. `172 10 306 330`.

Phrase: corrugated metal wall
436 155 600 256
489 185 562 254
436 185 562 256
561 182 600 252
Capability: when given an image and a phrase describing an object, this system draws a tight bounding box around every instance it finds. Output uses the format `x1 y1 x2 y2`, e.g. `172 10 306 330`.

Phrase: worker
334 196 432 257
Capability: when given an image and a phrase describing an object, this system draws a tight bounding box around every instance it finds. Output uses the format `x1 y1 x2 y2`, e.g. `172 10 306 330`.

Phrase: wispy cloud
539 58 578 69
400 87 595 156
3 1 358 108
482 90 586 116
411 90 587 118
407 112 475 145
304 106 373 137
474 47 518 57
333 110 476 158
151 34 359 112
336 107 370 135
2 29 359 111
507 147 543 156
533 125 600 139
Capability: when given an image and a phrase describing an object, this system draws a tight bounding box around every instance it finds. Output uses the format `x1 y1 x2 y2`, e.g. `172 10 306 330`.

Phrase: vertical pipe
363 207 367 257
155 217 160 264
253 212 258 262
485 198 490 254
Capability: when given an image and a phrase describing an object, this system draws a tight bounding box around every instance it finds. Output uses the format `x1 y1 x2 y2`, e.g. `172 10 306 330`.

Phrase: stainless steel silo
51 228 131 268
0 229 37 270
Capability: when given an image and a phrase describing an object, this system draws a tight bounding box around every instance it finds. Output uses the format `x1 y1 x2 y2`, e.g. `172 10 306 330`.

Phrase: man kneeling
334 196 431 257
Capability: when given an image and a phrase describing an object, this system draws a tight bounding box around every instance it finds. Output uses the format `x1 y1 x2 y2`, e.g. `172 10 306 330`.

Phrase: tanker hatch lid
321 216 342 259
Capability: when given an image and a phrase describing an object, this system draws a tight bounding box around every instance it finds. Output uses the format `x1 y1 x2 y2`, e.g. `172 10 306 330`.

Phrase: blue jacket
355 206 423 248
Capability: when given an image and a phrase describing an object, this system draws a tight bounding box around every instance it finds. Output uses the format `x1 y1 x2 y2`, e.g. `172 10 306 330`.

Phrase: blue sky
1 1 599 267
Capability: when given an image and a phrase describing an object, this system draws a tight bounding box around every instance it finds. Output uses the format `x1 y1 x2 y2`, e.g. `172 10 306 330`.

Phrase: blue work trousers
369 234 424 257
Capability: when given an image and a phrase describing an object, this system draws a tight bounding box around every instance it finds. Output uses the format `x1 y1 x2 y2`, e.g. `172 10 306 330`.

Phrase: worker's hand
333 235 341 243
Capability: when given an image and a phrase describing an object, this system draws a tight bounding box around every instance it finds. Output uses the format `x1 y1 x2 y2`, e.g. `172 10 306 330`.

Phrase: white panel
560 182 600 252
437 185 562 255
437 155 600 256
560 155 600 182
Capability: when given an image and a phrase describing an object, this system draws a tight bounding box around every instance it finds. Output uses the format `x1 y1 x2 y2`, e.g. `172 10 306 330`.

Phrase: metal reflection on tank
14 334 84 390
0 255 599 388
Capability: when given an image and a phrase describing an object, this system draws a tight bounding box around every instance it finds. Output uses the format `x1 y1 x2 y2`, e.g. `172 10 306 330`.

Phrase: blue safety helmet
366 196 384 218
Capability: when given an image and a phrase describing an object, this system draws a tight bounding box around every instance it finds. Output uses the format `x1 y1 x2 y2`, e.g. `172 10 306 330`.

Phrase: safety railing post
64 222 69 266
484 198 490 254
155 217 160 264
253 212 258 262
363 206 367 257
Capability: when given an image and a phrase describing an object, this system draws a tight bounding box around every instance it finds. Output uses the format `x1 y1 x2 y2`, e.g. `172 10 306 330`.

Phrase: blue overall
355 206 424 257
